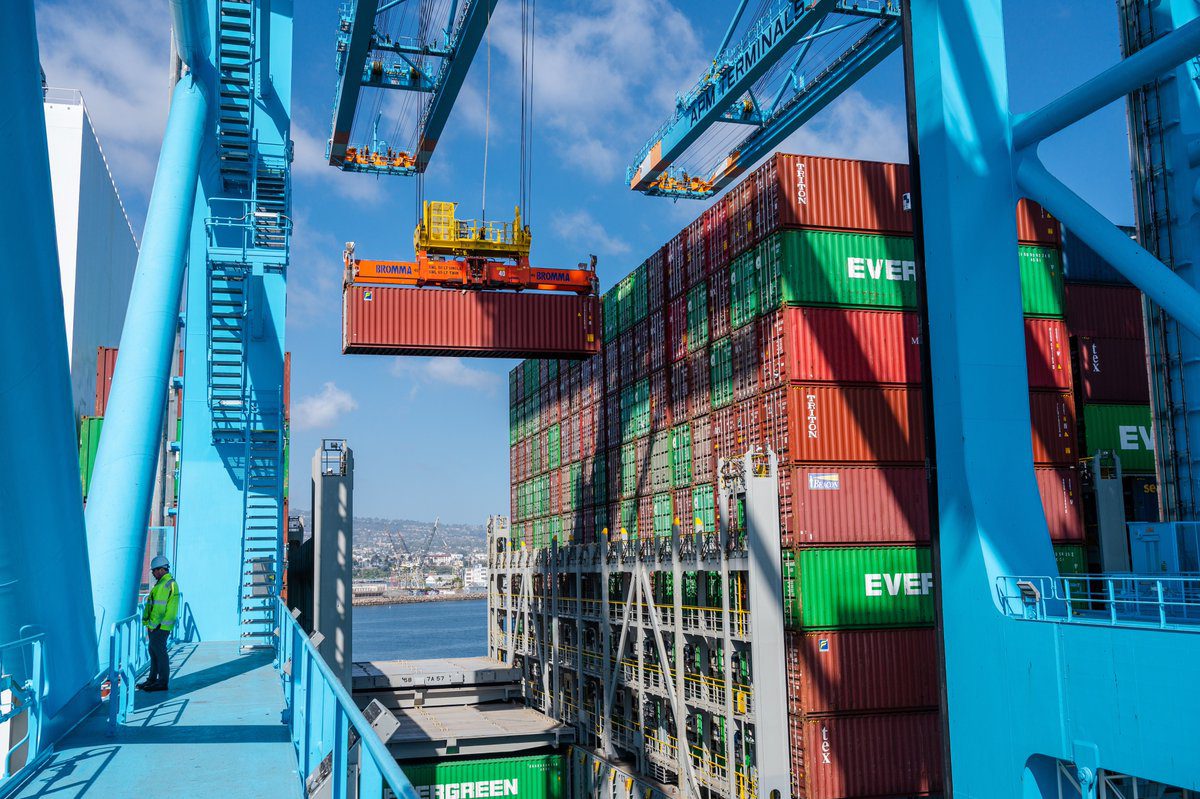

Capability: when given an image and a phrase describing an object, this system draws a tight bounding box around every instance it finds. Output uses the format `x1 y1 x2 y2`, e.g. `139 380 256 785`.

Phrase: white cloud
36 0 173 214
551 210 630 256
294 382 358 429
392 357 502 393
290 115 387 203
773 90 910 165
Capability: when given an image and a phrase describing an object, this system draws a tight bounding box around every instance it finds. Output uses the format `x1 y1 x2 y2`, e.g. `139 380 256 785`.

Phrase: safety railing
107 611 150 731
0 632 46 789
997 574 1200 630
277 600 418 799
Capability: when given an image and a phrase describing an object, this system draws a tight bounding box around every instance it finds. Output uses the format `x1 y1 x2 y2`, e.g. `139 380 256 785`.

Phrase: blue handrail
107 611 149 732
997 573 1200 630
275 599 418 799
0 632 46 788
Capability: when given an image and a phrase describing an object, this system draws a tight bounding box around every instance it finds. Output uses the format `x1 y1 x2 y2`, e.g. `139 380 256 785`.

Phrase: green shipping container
670 424 692 488
789 546 935 630
566 462 583 510
548 515 563 546
79 416 104 498
730 251 759 329
620 499 638 538
621 442 637 498
632 262 649 325
1082 403 1155 473
592 454 607 505
1054 544 1087 575
653 492 673 537
523 359 538 395
617 275 633 333
687 281 709 353
531 432 543 475
779 229 917 309
692 484 715 534
1019 245 1065 317
547 424 562 471
710 337 733 409
757 234 783 313
603 291 618 342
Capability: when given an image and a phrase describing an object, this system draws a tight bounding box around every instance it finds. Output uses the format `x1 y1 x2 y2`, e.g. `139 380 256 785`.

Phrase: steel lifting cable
481 1 492 220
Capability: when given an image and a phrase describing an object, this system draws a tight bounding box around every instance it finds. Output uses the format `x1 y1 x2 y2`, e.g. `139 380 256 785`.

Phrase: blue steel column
0 0 99 736
83 5 210 654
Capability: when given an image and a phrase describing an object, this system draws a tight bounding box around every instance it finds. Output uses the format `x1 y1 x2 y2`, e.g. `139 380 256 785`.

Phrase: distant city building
465 565 487 586
43 87 138 425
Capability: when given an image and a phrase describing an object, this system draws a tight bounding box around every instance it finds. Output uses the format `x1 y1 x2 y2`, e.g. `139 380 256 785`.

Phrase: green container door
780 230 918 309
547 423 562 471
790 546 934 630
620 499 638 538
692 484 715 534
1019 245 1065 317
1082 403 1155 473
710 337 733 409
1054 544 1087 574
566 462 583 511
79 416 104 498
687 282 709 353
401 755 565 799
731 252 759 329
632 262 649 324
757 234 783 313
653 493 673 537
671 424 692 488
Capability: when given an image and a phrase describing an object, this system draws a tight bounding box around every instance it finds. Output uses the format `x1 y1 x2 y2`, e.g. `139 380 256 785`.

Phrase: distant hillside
293 511 487 554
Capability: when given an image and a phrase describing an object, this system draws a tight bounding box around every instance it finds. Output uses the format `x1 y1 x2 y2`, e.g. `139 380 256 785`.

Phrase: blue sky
37 0 1133 523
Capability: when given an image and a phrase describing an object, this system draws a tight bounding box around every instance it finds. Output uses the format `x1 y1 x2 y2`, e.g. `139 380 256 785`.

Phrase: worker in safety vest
139 556 180 692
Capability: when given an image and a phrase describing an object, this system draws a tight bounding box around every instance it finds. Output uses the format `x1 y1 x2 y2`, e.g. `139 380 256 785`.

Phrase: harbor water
353 599 488 661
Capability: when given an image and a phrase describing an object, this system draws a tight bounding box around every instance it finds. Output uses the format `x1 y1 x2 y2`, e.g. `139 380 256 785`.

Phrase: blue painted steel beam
414 0 500 172
85 64 210 660
372 40 452 58
0 0 100 740
628 0 837 192
361 58 436 91
329 0 381 166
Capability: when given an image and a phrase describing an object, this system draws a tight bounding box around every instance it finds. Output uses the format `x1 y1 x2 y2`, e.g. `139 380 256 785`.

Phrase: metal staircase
216 0 254 191
207 261 249 440
240 406 283 650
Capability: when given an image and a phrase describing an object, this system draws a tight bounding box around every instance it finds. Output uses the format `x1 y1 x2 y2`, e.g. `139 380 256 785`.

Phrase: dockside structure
492 154 1156 799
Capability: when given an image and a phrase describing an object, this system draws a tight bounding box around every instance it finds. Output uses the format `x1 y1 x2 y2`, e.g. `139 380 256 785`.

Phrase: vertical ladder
240 406 283 650
208 262 249 440
216 0 255 191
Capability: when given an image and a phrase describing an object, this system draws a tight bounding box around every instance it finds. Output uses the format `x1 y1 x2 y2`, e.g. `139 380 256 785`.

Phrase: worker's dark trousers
147 628 171 687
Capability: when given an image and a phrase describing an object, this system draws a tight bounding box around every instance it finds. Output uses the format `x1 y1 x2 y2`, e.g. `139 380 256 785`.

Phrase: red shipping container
620 328 637 386
549 469 562 515
732 322 760 401
688 348 711 419
1076 336 1150 404
1036 465 1085 542
95 345 119 416
667 230 688 299
647 310 666 373
790 711 943 799
786 465 930 546
638 494 653 539
633 318 651 381
726 176 758 258
580 405 599 459
692 414 714 484
704 201 729 276
1025 318 1072 390
735 396 763 455
759 309 786 391
650 369 671 433
708 269 731 341
646 247 666 311
787 384 925 464
609 501 622 540
757 153 912 236
686 216 706 288
779 465 794 539
605 340 621 393
1064 283 1144 340
1015 198 1061 246
786 629 939 715
341 286 603 357
712 405 739 463
1030 391 1078 465
672 486 692 529
670 359 690 423
510 483 518 520
668 295 688 362
762 386 790 460
784 307 922 385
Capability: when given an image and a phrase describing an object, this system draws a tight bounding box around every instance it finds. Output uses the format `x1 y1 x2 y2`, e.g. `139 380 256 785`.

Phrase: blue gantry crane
327 0 500 176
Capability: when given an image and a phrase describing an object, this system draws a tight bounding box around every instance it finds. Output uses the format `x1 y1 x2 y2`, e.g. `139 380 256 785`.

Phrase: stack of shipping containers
506 153 1156 799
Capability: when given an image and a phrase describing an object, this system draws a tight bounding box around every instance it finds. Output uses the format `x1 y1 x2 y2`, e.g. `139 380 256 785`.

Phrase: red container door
667 230 688 299
1064 284 1144 340
787 465 930 545
1030 391 1078 465
784 307 922 385
708 269 731 341
692 414 714 484
787 384 925 463
786 629 939 715
647 310 666 373
759 309 786 391
650 369 670 434
704 202 729 276
1024 318 1072 390
1036 466 1085 542
732 322 760 401
688 349 711 419
735 396 763 455
712 405 738 464
791 712 943 799
646 247 666 310
668 295 688 362
1076 336 1150 404
761 386 790 461
95 346 119 415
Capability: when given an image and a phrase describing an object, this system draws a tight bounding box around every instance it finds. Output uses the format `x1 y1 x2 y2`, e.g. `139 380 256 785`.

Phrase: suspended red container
343 286 599 358
785 465 930 546
786 629 939 715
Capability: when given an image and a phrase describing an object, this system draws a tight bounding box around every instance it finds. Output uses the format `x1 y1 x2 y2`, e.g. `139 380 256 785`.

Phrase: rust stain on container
783 307 922 385
345 286 601 358
786 629 939 715
784 465 929 545
786 384 925 464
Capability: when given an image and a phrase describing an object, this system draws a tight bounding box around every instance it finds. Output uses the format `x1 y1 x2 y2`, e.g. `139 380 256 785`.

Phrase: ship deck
12 642 299 798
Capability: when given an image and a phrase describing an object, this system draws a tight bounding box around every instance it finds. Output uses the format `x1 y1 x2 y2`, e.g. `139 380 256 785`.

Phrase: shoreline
352 592 487 607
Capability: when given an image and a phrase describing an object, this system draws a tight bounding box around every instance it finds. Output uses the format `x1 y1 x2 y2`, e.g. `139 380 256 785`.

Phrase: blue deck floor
14 642 300 798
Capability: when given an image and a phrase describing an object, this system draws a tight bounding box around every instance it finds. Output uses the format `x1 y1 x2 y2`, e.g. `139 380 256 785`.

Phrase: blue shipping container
1061 226 1136 286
